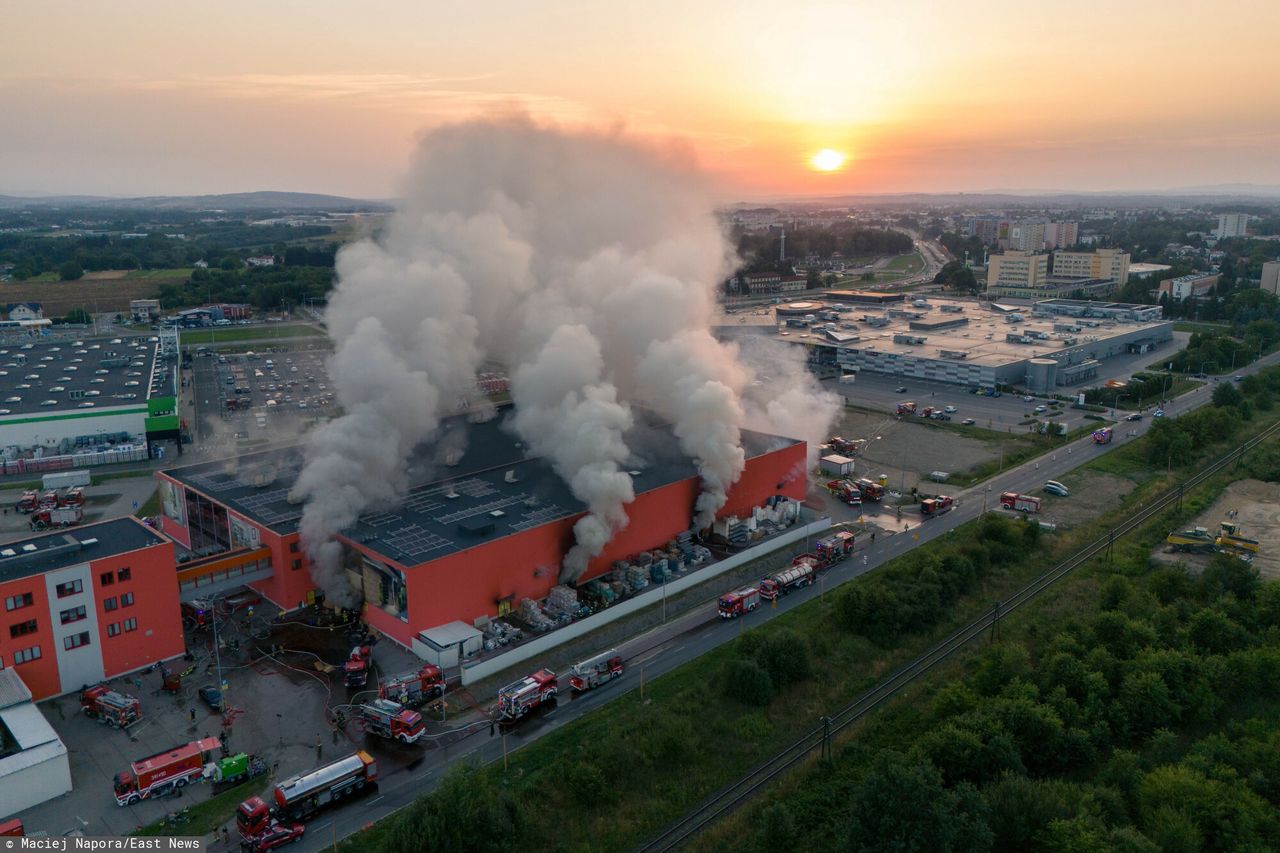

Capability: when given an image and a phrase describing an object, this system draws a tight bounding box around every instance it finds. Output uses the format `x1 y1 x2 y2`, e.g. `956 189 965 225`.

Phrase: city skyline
3 1 1279 199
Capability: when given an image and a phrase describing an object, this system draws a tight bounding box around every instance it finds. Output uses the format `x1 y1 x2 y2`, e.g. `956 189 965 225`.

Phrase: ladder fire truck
568 650 623 692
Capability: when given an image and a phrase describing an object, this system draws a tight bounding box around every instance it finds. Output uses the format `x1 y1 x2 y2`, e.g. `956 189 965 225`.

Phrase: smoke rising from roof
296 115 835 599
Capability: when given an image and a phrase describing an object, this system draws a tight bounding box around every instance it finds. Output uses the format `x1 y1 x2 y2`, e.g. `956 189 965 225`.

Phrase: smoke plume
298 114 837 599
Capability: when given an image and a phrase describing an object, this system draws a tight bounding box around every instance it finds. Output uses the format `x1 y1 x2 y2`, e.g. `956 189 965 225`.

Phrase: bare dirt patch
81 270 128 280
1152 478 1280 579
1030 470 1136 529
0 277 166 315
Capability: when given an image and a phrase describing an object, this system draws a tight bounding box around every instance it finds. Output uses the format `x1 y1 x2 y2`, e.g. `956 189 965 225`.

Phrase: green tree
843 752 993 853
753 628 812 688
64 308 91 325
722 658 774 706
58 260 84 280
1211 381 1244 408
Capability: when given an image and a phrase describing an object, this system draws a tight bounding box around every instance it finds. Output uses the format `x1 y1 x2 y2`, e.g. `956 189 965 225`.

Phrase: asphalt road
285 349 1280 851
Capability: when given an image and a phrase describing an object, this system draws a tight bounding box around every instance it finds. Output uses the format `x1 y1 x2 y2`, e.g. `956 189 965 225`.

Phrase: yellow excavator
1216 521 1260 554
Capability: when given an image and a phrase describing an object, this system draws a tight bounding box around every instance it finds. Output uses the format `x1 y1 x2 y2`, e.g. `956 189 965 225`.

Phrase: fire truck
236 751 378 835
568 649 623 692
15 491 38 513
357 699 425 744
921 496 955 517
38 490 59 510
1092 427 1113 445
999 492 1042 513
80 685 142 728
343 644 373 688
114 737 222 805
826 479 862 507
60 487 86 508
825 436 863 455
717 586 760 618
30 505 82 530
496 669 559 722
814 531 856 564
0 819 22 837
758 561 815 600
896 401 917 415
855 479 885 501
378 664 446 707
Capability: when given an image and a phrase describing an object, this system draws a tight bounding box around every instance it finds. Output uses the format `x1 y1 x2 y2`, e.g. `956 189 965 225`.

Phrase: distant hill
0 191 392 212
728 185 1280 208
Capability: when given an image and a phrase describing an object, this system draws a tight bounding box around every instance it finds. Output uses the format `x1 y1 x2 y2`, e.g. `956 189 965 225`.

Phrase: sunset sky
4 0 1278 199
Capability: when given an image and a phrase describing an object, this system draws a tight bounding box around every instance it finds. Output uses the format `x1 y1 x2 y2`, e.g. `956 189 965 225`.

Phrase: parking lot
188 346 335 447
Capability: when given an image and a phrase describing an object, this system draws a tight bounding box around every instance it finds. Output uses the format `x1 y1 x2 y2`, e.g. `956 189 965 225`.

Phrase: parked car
943 405 957 413
1022 395 1035 402
961 418 976 425
245 823 305 851
895 386 908 393
1034 405 1048 414
1044 481 1069 497
1154 409 1165 418
198 685 224 712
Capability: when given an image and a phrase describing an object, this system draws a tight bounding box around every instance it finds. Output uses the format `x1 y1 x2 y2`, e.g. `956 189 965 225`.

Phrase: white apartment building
986 251 1049 292
1052 247 1130 285
1215 213 1251 239
1261 261 1280 295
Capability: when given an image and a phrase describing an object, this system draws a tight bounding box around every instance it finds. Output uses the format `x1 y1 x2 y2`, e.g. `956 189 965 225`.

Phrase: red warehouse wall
0 575 60 699
247 530 317 613
400 442 807 635
94 538 186 679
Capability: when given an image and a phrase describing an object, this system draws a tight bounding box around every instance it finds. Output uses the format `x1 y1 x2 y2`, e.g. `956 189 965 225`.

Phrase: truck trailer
568 650 623 692
236 751 378 835
496 669 558 721
758 562 815 600
114 737 222 805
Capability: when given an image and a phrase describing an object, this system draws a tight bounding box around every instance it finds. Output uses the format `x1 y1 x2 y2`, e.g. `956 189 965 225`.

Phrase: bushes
722 658 775 706
722 628 813 705
381 764 525 853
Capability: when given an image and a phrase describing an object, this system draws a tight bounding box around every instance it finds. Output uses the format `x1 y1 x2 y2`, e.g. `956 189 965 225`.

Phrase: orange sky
3 1 1279 199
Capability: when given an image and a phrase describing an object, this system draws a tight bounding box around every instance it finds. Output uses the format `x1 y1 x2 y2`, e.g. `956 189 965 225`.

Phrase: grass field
133 780 258 837
1173 320 1232 334
179 325 326 344
0 268 192 315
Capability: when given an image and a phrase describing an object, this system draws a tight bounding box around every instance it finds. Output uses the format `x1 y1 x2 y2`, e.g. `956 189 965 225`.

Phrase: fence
460 516 832 686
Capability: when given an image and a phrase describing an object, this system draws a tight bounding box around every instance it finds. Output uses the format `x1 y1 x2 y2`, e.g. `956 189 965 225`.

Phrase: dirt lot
832 408 1010 493
1030 470 1136 529
0 273 182 316
1152 479 1280 579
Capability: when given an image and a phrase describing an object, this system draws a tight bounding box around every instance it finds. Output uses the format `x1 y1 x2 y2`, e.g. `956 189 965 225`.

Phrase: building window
9 619 37 639
104 597 117 612
99 571 115 587
121 592 135 607
123 618 138 633
5 592 34 611
55 579 83 598
289 542 300 553
63 632 91 651
14 646 41 664
106 622 121 637
117 567 132 582
60 605 87 625
291 559 302 571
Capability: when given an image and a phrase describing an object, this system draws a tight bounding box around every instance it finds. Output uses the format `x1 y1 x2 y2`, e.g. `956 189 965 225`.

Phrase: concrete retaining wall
459 516 832 686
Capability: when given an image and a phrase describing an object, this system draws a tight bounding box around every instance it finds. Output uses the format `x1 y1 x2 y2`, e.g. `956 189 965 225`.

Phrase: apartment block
1052 247 1130 285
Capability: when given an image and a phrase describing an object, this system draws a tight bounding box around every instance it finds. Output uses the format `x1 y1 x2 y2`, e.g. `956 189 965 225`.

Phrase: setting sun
810 149 847 172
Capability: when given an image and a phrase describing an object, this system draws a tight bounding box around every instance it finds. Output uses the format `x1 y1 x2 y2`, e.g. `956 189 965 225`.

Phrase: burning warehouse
155 408 805 651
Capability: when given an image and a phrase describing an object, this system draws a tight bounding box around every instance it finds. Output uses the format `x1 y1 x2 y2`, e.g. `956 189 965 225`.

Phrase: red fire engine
343 645 373 688
717 586 760 618
357 700 425 744
568 650 623 692
496 669 558 721
80 685 142 728
999 492 1041 513
15 491 38 513
921 496 955 517
237 751 378 836
114 737 221 805
378 664 445 707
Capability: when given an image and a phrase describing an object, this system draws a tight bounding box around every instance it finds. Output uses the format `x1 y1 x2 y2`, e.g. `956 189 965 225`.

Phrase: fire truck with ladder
378 664 445 707
758 561 816 600
825 479 862 507
357 700 425 744
568 649 623 691
113 737 221 805
80 684 141 728
717 586 761 618
236 751 378 837
496 669 558 722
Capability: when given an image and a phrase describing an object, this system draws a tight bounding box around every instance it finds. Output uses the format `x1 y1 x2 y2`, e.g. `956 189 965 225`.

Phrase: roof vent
21 544 37 552
489 510 506 518
445 484 460 499
503 470 518 484
628 470 641 477
79 538 99 546
0 549 13 557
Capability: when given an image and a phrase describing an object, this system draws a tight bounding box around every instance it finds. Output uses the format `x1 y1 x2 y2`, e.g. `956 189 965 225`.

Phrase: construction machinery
113 737 222 805
80 685 142 728
496 669 558 722
758 562 815 601
237 751 378 836
921 496 955 517
1166 527 1219 554
378 664 445 708
1217 521 1260 554
999 492 1042 513
357 700 425 744
568 649 624 692
717 586 760 618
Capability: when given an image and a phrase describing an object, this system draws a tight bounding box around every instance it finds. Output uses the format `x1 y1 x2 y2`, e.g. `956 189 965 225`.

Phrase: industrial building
0 518 185 700
0 669 71 817
768 296 1172 393
0 338 179 457
156 410 807 651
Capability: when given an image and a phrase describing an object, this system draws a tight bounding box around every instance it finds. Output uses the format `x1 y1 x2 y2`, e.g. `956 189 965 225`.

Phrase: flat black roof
0 337 166 417
0 517 168 585
163 409 801 567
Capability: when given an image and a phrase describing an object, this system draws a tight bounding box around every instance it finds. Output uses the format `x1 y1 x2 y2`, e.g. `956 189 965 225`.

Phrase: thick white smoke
297 115 836 598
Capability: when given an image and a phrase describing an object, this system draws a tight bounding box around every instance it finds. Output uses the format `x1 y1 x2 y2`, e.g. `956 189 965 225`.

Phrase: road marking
632 649 663 666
